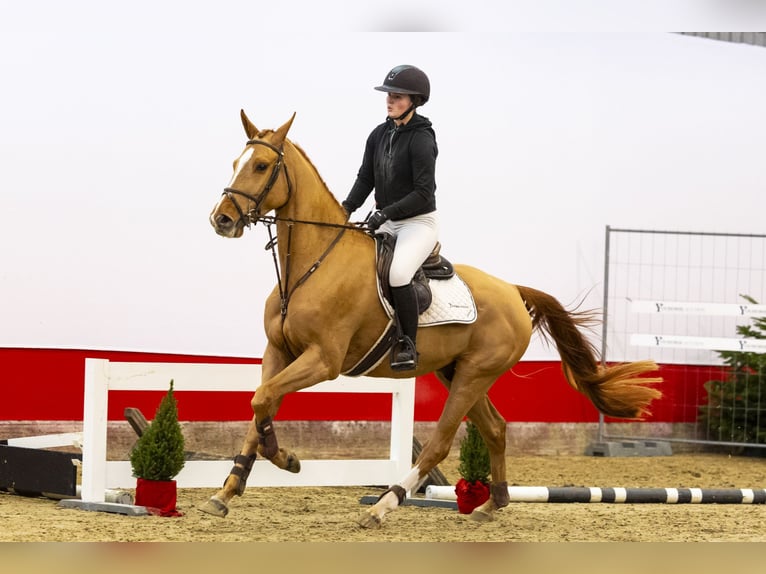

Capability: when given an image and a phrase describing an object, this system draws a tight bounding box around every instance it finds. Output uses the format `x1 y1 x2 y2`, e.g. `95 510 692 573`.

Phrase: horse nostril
215 213 233 228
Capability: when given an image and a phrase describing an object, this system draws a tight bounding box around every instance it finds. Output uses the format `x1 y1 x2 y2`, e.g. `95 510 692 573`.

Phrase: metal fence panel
600 227 766 450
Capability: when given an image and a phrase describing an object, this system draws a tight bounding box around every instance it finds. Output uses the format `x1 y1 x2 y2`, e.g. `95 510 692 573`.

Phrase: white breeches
379 211 439 287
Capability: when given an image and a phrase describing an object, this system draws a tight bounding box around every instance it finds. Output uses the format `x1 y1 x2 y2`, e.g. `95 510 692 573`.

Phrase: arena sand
2 453 765 543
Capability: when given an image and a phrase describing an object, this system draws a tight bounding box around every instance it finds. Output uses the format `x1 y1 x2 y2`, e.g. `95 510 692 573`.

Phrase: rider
342 64 439 372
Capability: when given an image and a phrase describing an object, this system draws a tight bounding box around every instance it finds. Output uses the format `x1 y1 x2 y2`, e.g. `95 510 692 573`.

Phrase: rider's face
386 92 412 120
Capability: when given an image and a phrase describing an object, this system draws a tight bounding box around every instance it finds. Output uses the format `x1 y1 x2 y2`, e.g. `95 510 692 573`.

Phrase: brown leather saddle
342 233 454 376
375 232 454 314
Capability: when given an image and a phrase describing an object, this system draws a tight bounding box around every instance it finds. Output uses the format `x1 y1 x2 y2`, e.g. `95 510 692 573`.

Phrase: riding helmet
374 65 430 104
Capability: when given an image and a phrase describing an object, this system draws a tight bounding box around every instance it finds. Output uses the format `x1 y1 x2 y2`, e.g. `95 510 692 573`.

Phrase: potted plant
454 420 491 514
129 380 185 516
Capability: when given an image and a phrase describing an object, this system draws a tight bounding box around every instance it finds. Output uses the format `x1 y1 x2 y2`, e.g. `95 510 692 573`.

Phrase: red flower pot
135 478 183 517
454 478 490 514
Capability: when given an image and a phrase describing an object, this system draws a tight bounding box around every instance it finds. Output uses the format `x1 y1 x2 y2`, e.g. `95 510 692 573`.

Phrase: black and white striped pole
424 485 766 504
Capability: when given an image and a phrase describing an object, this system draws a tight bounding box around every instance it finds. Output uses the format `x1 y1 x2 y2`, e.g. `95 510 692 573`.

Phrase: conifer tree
700 295 766 447
130 380 186 481
457 420 490 484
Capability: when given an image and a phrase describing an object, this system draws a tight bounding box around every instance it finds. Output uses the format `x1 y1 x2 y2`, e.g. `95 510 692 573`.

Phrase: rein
219 140 372 326
258 215 368 362
251 215 370 320
263 218 348 319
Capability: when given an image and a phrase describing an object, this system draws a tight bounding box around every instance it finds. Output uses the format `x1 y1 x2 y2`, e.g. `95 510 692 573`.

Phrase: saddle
342 234 459 377
375 232 454 314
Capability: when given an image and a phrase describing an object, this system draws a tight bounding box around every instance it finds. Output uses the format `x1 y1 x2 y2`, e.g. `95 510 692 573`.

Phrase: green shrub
129 380 186 481
699 295 766 447
457 420 490 483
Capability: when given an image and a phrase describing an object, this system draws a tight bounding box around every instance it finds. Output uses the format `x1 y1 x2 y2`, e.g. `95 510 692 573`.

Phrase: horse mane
286 138 344 210
251 122 344 212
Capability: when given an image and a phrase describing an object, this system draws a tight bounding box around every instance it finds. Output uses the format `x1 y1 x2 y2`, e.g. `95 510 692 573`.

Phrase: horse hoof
357 511 383 530
286 453 301 473
469 508 495 522
198 496 229 518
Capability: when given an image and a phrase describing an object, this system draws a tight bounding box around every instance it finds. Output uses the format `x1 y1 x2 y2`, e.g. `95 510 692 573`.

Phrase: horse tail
516 285 662 419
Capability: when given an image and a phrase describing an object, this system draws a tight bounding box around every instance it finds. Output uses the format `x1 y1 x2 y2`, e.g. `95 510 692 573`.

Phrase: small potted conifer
454 420 491 514
129 380 185 516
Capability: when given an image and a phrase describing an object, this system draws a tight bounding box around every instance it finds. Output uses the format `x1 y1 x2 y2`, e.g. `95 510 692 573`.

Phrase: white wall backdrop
2 2 765 359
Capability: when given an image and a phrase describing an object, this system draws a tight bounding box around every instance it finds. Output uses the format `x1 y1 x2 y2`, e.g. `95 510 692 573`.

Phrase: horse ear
272 113 296 147
240 109 259 140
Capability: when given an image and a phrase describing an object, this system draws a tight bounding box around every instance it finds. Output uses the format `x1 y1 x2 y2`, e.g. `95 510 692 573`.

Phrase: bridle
220 139 291 227
217 138 370 339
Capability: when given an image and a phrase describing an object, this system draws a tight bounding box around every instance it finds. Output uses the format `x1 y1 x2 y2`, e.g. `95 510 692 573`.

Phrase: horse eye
255 162 269 172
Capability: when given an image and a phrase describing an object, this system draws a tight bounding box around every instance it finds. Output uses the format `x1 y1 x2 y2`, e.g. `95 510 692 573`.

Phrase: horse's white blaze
228 147 254 186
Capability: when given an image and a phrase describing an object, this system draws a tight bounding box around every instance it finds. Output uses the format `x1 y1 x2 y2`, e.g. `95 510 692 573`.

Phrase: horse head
210 110 296 238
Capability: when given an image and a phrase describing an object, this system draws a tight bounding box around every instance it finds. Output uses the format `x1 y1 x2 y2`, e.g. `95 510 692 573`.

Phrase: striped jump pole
424 485 766 504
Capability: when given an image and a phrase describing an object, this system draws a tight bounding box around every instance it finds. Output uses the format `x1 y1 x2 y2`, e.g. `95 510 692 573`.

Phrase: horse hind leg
462 396 510 522
357 460 435 530
431 369 511 522
358 369 499 529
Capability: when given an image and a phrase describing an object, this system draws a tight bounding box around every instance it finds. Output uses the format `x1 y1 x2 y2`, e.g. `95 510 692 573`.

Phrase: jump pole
424 485 766 504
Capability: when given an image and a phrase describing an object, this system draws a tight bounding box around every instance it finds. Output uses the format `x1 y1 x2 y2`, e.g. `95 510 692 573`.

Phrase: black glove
367 210 389 231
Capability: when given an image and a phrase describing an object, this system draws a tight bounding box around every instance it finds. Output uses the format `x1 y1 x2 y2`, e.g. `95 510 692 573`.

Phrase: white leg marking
398 465 422 495
375 465 423 514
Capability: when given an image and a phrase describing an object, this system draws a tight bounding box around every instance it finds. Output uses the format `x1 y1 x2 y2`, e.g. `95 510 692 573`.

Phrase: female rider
342 64 439 371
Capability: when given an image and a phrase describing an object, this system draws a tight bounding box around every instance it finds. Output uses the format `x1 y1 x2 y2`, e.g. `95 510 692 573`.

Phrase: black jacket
344 113 438 220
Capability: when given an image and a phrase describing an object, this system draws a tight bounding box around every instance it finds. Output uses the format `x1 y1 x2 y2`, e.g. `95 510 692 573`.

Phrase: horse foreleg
198 412 301 518
254 414 301 473
199 416 261 517
253 346 343 468
201 344 327 518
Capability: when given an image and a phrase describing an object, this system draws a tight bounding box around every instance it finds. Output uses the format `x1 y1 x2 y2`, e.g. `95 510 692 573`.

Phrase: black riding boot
390 284 419 371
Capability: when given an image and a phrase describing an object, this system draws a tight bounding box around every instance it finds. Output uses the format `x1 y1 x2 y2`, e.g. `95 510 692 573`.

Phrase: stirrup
390 336 418 371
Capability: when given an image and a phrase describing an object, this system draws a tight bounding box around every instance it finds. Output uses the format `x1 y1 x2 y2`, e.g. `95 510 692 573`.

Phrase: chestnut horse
202 111 661 528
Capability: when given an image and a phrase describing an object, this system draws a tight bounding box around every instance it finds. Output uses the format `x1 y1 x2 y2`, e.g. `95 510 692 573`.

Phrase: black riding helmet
374 65 430 105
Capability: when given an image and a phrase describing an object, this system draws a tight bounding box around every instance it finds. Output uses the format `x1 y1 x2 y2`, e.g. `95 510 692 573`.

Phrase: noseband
221 139 292 227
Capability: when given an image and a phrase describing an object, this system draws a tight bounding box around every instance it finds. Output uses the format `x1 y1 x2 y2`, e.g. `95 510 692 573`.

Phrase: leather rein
219 139 368 324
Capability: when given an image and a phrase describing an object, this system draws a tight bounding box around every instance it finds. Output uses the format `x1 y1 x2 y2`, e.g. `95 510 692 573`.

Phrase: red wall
0 348 721 424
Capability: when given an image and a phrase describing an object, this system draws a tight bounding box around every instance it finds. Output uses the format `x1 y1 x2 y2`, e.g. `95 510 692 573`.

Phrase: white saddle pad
420 274 477 326
379 274 477 326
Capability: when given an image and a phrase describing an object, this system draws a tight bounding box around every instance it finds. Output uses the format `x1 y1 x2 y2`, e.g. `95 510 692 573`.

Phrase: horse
202 111 662 528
